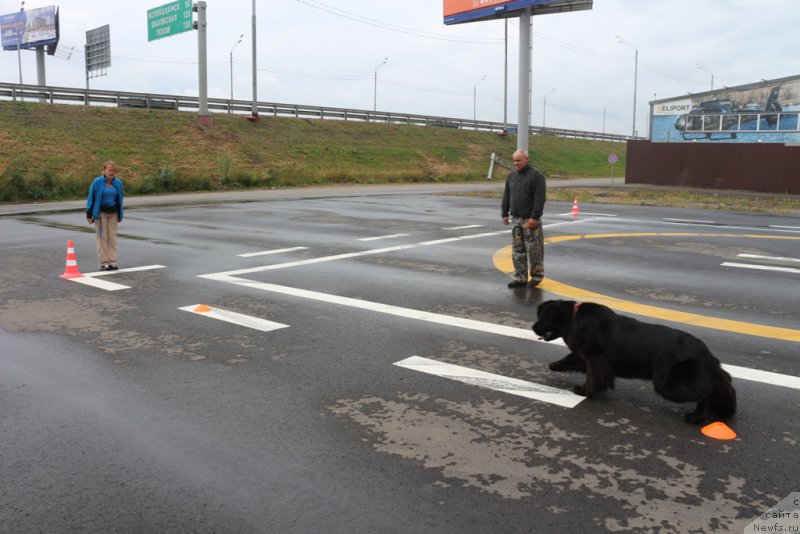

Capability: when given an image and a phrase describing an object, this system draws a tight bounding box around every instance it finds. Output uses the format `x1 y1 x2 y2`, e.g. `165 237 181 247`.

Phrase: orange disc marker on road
194 304 213 313
701 421 737 440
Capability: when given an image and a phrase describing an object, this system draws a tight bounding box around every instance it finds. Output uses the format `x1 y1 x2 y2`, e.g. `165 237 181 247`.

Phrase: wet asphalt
1 184 798 533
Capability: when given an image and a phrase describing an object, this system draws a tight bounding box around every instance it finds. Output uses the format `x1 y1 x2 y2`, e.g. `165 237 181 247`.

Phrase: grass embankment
0 100 623 203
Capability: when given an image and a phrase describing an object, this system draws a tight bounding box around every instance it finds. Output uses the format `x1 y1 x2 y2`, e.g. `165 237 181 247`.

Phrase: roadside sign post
608 153 618 185
147 0 209 125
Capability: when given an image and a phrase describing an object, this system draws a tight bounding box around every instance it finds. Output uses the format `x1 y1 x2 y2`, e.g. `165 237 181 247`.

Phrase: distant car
118 97 178 111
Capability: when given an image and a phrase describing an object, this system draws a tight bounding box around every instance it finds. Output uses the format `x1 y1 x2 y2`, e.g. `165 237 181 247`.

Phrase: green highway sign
147 0 193 42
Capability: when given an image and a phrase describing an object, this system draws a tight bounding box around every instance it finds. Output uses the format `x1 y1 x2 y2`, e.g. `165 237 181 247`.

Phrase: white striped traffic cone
59 240 83 279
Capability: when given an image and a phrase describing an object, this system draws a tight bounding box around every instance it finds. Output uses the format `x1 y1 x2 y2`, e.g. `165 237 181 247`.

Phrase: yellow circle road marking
493 233 800 343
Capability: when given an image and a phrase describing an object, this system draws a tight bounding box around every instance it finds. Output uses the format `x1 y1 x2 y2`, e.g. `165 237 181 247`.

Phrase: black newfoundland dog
532 300 736 424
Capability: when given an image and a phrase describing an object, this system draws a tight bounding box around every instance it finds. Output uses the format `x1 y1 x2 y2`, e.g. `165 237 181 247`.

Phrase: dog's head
532 300 576 341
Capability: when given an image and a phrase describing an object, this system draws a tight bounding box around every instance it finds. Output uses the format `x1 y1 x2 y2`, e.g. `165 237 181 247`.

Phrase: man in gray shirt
501 149 546 288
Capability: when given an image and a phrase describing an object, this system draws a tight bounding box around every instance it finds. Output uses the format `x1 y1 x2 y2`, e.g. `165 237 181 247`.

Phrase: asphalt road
1 185 798 533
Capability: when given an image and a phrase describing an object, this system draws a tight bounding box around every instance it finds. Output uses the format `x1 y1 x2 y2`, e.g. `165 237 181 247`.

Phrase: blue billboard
1 5 59 51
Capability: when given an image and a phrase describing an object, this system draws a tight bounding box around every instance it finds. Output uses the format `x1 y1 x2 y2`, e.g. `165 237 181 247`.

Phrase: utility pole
503 19 507 132
230 33 243 103
517 8 531 152
251 0 258 117
373 57 388 113
195 1 210 125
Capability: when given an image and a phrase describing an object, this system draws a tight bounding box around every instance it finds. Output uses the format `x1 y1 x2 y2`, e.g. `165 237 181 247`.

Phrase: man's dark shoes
528 276 544 287
507 280 527 288
109 264 119 271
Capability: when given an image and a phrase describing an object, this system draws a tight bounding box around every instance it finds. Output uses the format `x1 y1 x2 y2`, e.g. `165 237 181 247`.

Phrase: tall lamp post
695 62 714 91
17 1 25 84
229 33 243 102
616 35 638 138
250 0 257 117
373 57 388 112
602 98 614 137
542 87 555 128
473 74 486 124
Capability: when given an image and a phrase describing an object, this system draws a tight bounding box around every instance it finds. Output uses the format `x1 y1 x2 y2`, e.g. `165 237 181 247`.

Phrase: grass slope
0 101 625 202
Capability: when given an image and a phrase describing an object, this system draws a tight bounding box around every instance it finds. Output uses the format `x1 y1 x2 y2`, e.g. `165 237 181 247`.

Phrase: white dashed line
737 254 800 263
237 247 308 258
68 276 130 291
442 224 484 230
721 262 800 274
664 218 717 224
394 356 585 408
179 304 289 333
358 234 410 242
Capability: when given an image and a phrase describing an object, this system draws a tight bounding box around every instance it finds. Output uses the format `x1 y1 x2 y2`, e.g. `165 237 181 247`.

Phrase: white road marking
237 247 308 258
607 217 800 233
721 262 800 274
770 225 800 230
722 364 800 390
84 264 166 277
358 233 410 242
394 356 585 408
578 212 617 217
68 276 130 291
205 229 521 278
199 273 565 346
443 224 484 230
208 244 420 277
178 304 289 333
664 218 717 224
737 253 800 263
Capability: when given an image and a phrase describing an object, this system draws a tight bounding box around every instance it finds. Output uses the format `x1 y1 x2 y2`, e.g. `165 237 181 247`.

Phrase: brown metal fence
625 140 800 194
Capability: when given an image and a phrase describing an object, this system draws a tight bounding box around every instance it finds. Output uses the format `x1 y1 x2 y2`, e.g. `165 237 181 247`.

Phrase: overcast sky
2 0 798 136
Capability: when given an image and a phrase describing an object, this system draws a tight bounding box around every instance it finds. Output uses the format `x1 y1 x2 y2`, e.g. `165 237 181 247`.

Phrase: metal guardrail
0 82 637 143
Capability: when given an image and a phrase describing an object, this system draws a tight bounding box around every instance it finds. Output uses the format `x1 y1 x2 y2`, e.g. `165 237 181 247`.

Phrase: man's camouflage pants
511 217 544 283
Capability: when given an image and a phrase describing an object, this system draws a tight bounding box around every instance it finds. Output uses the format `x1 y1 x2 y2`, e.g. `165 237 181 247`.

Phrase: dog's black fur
532 300 736 424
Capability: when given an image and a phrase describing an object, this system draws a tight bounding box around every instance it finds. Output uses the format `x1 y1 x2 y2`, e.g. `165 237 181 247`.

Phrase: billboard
444 0 592 25
1 5 59 51
650 75 800 143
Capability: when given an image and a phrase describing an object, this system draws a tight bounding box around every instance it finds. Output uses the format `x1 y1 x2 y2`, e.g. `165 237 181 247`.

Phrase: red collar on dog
573 302 581 316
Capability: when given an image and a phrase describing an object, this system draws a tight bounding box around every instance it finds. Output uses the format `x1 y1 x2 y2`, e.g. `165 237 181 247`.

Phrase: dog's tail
710 367 737 419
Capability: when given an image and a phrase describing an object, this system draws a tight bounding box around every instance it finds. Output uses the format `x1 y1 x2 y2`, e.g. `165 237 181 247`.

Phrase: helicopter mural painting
650 75 800 143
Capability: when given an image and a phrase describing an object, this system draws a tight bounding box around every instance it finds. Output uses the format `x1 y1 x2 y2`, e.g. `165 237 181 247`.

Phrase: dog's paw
572 385 588 396
684 412 705 425
549 360 568 371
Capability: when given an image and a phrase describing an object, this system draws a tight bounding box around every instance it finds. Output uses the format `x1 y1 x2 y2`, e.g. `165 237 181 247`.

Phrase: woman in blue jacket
86 161 124 271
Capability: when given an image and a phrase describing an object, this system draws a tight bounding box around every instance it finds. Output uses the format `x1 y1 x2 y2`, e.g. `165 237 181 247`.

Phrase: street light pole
373 57 388 113
542 87 555 128
695 62 714 91
251 0 257 117
473 75 486 124
503 19 508 132
602 98 614 137
230 33 244 103
616 35 638 137
17 1 25 84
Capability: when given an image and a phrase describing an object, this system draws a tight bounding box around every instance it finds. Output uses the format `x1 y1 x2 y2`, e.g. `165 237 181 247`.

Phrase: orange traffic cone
571 197 579 217
59 240 83 279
